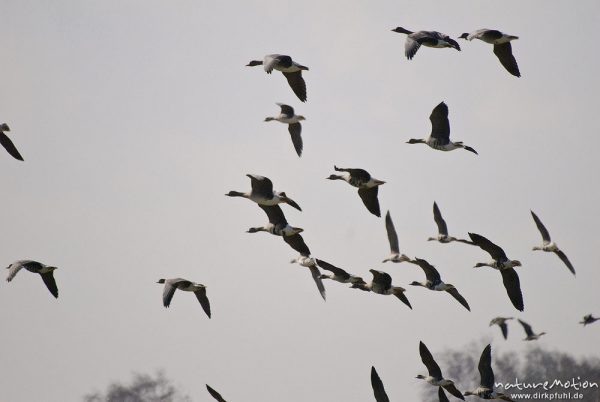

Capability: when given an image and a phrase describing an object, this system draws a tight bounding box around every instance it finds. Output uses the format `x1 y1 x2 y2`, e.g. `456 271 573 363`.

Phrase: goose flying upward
6 260 58 298
382 211 411 263
246 54 308 102
518 319 546 341
469 232 524 311
407 102 478 154
417 341 465 400
157 278 211 318
489 317 514 340
0 123 24 161
264 103 305 157
429 202 474 244
530 210 575 275
464 344 515 400
327 165 385 217
408 258 471 311
226 174 301 211
459 29 520 77
392 27 460 60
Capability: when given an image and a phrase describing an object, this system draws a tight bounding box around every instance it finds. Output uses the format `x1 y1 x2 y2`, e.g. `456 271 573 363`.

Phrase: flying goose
530 210 575 275
157 278 211 318
206 384 227 402
0 123 24 161
464 344 515 401
408 258 471 311
264 103 305 157
247 204 311 255
290 255 326 301
351 269 412 309
518 319 546 341
407 102 478 154
469 232 524 311
315 259 365 285
382 211 411 263
417 341 465 400
371 366 390 402
392 27 460 60
226 174 301 211
459 30 520 77
580 314 599 326
428 202 473 244
327 165 385 217
6 260 58 298
489 316 514 340
246 54 308 102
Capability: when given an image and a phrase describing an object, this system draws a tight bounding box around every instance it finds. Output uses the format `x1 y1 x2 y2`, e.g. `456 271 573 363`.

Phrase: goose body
226 174 301 211
464 345 515 401
246 54 308 102
408 258 470 311
315 259 365 285
157 278 211 317
392 27 460 59
6 260 58 298
428 202 473 244
0 123 24 161
489 316 514 340
469 232 524 311
327 165 385 217
518 319 546 341
352 269 412 309
264 103 305 157
407 102 478 155
417 341 465 400
530 210 575 275
290 255 326 301
382 211 411 262
459 29 520 77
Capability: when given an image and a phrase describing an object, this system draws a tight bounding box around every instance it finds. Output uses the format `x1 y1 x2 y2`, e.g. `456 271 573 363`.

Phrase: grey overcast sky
1 1 598 401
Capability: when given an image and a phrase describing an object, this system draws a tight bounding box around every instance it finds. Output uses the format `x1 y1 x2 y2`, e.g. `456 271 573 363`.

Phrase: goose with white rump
226 174 301 211
489 316 514 340
392 27 460 60
351 269 412 309
429 202 474 244
327 165 385 217
464 344 515 401
417 341 465 400
518 319 546 341
157 278 211 318
382 210 411 263
530 210 575 275
246 54 308 102
459 30 520 77
6 260 59 298
264 103 305 157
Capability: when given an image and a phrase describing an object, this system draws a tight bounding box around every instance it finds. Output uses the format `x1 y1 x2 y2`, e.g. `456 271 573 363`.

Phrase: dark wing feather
206 385 227 402
372 270 392 290
438 387 450 402
446 287 470 311
277 103 294 117
442 383 464 400
371 366 390 402
429 102 450 143
0 132 24 161
258 204 287 225
433 202 448 236
248 174 274 198
393 288 412 309
162 282 178 307
419 341 442 379
283 233 311 256
501 269 524 311
493 42 520 77
411 258 441 283
385 211 400 254
282 71 307 102
288 123 303 157
195 287 211 318
315 259 350 280
358 187 381 217
478 344 494 389
554 250 575 275
530 211 551 243
469 232 508 260
40 272 59 298
499 322 509 340
309 266 326 301
518 319 534 337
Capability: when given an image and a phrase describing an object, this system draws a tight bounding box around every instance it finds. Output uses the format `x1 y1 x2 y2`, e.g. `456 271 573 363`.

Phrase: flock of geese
2 23 596 402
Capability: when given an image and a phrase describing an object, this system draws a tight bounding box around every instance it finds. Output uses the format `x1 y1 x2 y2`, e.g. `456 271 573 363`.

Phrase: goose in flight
580 314 599 326
6 260 58 298
264 103 305 157
226 174 301 211
0 123 24 161
206 384 227 402
464 344 515 400
392 27 460 60
530 210 575 275
315 259 365 286
459 30 520 77
518 319 546 341
327 165 385 217
351 269 412 309
489 316 514 340
247 204 311 256
469 232 524 311
408 258 471 311
407 102 478 154
371 366 390 402
428 202 473 244
382 211 411 263
417 341 465 400
157 278 211 318
246 54 308 102
290 255 326 301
